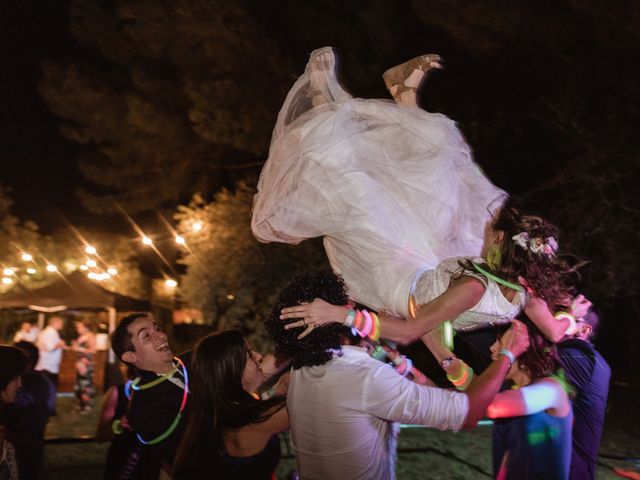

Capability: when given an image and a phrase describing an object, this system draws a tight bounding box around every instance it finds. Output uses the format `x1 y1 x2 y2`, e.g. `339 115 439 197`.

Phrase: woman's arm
486 378 569 419
281 276 485 344
87 333 97 354
524 296 568 343
95 386 118 442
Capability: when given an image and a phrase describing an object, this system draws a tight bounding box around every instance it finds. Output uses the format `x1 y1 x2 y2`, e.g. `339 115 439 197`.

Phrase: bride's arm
281 276 485 344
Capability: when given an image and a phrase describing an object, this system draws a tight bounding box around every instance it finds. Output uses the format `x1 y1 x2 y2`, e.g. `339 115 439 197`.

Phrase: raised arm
462 321 530 428
487 378 569 418
524 296 568 343
281 276 485 344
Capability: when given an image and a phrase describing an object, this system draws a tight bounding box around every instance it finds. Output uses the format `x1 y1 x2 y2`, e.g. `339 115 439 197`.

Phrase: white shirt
13 326 40 343
287 346 469 480
36 326 63 374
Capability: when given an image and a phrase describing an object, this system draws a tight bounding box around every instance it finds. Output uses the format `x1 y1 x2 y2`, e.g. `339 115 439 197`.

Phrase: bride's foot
383 54 443 107
309 47 337 106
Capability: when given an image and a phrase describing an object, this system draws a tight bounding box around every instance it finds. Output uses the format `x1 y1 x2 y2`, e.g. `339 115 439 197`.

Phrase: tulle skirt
252 48 504 317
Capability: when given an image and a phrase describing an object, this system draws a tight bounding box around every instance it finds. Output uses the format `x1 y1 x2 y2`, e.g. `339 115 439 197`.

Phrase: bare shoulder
449 275 486 299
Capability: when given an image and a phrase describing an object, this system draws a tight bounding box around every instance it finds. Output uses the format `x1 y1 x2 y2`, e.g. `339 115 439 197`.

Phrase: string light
142 236 153 246
85 245 97 255
26 268 37 275
3 268 15 276
46 264 58 272
21 253 33 262
165 279 178 288
191 222 203 232
175 235 186 245
2 277 13 285
80 265 89 271
86 259 97 268
107 267 118 275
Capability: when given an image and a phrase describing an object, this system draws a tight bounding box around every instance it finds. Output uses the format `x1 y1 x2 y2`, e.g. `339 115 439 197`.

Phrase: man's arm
462 320 530 428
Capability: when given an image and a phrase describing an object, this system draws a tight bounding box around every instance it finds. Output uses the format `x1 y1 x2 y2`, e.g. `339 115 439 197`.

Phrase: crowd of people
0 316 97 479
0 46 612 479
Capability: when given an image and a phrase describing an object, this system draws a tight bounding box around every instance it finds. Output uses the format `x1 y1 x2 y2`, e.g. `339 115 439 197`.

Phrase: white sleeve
362 363 469 432
38 330 58 352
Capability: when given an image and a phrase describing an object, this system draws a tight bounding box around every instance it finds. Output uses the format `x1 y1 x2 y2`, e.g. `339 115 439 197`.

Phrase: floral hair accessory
512 232 558 257
512 232 529 249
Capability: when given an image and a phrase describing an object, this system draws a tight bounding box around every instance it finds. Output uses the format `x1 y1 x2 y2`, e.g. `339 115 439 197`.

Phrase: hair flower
512 232 529 249
512 232 558 257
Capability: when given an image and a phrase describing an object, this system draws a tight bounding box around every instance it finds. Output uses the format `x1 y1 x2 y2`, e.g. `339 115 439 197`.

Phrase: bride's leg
383 54 443 107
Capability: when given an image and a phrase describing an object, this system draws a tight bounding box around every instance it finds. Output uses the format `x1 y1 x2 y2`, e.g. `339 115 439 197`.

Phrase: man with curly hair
266 270 530 480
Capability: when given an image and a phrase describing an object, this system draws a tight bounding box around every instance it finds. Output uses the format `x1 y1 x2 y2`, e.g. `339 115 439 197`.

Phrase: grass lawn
43 384 639 479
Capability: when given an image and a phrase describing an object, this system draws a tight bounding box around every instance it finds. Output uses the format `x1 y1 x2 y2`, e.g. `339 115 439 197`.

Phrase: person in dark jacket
558 308 611 480
111 314 191 479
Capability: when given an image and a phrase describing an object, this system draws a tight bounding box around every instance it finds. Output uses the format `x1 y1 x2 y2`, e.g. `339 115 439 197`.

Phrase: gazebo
0 270 150 364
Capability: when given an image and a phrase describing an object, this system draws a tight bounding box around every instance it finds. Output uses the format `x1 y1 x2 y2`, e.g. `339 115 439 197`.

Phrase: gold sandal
309 47 337 106
382 54 443 100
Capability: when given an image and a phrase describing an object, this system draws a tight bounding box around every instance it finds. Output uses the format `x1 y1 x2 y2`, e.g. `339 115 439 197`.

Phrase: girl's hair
496 319 558 380
173 330 285 477
486 196 575 310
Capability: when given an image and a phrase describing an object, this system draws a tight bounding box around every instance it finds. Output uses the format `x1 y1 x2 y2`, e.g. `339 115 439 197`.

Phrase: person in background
110 313 191 479
13 322 39 344
96 364 140 480
487 321 573 480
1 341 53 480
35 316 66 390
72 320 97 413
558 305 611 480
172 330 289 480
0 345 27 480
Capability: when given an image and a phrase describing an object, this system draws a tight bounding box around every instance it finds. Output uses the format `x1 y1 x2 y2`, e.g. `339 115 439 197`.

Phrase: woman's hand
499 319 530 358
280 298 349 339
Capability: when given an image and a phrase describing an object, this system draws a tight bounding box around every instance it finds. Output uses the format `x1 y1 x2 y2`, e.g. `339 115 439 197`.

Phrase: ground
42 381 640 479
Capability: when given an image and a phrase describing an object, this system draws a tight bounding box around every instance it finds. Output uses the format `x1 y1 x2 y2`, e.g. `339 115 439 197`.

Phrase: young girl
172 330 288 480
487 321 573 479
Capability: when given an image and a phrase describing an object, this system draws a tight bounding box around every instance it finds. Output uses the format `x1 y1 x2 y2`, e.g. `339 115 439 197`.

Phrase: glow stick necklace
124 356 189 445
472 263 524 292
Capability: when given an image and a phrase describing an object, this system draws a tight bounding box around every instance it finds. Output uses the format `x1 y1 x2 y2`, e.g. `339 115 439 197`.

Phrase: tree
0 184 149 297
174 182 327 351
39 0 299 214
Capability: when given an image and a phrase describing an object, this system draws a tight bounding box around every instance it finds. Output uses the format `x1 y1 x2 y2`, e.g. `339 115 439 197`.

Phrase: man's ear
495 230 505 244
122 350 137 365
579 324 593 338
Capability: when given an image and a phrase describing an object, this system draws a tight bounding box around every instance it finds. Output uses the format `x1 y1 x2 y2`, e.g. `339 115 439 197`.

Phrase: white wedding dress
252 47 518 321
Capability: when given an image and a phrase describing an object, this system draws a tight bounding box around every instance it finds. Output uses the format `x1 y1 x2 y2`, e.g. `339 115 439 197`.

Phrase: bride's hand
280 298 349 339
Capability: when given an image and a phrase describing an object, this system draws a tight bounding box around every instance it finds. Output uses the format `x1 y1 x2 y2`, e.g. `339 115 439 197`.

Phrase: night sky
1 1 88 229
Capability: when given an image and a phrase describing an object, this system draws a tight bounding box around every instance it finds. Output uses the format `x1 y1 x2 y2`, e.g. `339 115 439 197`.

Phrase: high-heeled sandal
382 54 443 100
308 47 337 106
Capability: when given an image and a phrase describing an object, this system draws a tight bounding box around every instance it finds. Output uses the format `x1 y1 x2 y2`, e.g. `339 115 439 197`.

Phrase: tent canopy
0 270 150 311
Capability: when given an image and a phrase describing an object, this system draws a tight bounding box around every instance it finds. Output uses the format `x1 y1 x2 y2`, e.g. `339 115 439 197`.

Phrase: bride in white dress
253 47 581 368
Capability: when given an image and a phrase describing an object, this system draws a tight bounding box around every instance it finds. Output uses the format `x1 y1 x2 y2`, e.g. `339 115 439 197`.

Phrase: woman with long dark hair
487 321 573 479
172 330 288 480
